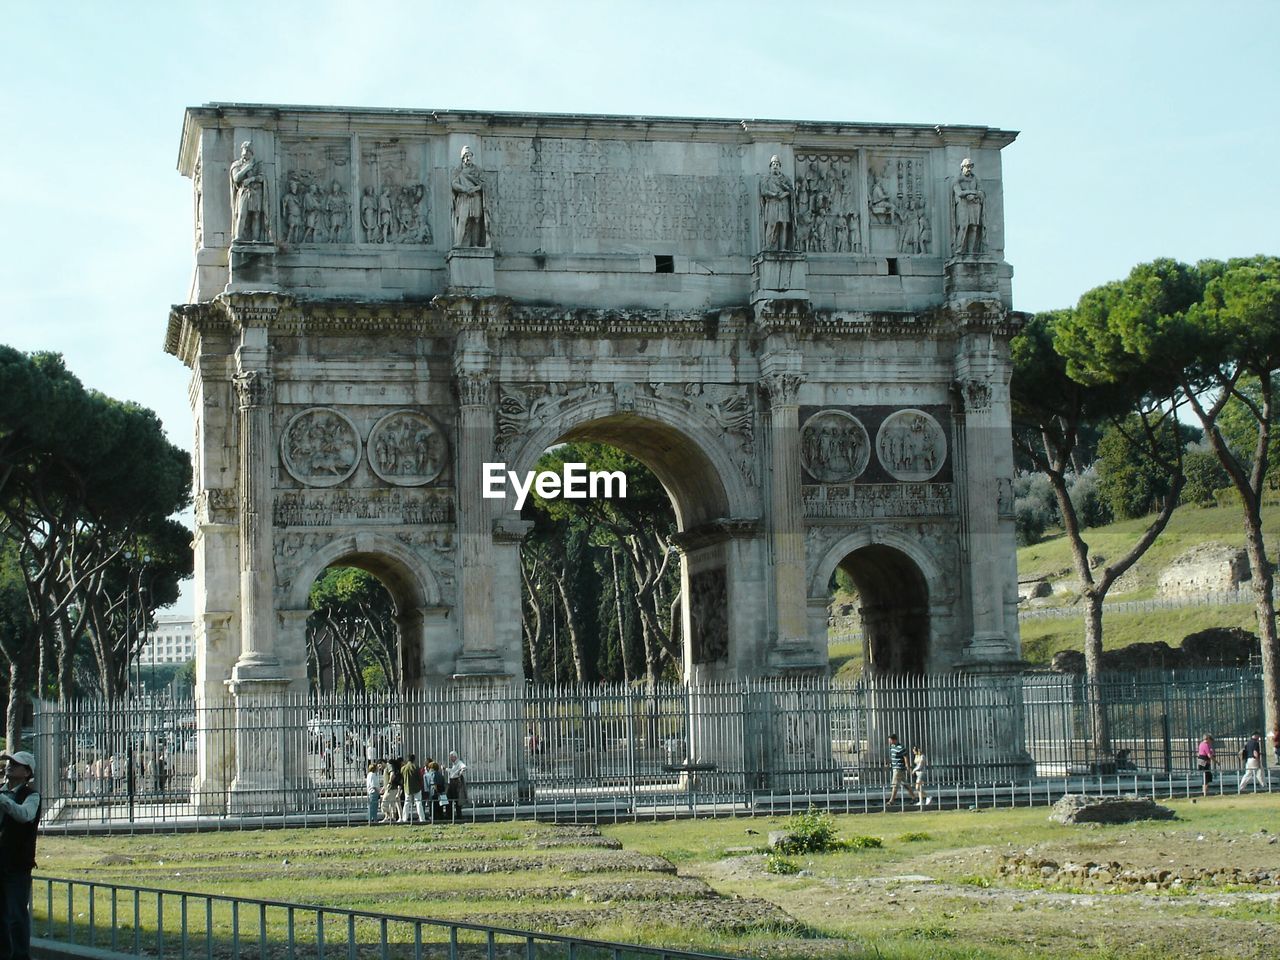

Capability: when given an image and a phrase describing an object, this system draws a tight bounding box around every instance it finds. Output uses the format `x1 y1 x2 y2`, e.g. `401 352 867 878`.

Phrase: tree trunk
5 659 30 751
1242 500 1280 738
612 550 631 685
553 572 588 683
1082 593 1113 767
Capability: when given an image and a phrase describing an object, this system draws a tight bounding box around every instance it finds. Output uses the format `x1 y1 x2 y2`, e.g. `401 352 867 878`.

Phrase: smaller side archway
809 528 955 675
281 532 449 689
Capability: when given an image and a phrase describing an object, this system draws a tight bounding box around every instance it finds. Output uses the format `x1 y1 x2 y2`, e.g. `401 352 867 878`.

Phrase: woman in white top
912 747 932 808
365 762 382 824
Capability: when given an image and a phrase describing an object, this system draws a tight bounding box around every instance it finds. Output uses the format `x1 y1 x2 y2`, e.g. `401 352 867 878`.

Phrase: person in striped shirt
885 734 917 807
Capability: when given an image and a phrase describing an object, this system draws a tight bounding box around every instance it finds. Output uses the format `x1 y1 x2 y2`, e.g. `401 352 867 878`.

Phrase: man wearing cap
0 750 40 960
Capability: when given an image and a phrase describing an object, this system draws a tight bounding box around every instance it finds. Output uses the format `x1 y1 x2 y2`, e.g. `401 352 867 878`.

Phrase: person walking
1238 732 1266 793
884 734 916 808
0 750 41 960
401 754 426 823
365 763 382 825
445 751 467 823
1196 734 1217 797
912 746 932 808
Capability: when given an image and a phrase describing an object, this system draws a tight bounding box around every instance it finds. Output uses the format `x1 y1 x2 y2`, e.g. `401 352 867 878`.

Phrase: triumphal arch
166 104 1022 810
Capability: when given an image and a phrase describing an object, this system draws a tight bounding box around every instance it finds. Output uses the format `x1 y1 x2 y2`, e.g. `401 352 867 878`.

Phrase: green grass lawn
36 798 1280 960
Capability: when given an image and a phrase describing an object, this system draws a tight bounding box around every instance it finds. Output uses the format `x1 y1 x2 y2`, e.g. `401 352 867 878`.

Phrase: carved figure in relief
193 155 203 247
281 409 361 487
377 187 393 243
303 184 324 242
868 162 894 225
914 201 932 254
360 187 377 242
325 181 348 242
229 141 268 243
282 179 304 243
952 158 985 254
451 146 489 247
759 155 795 251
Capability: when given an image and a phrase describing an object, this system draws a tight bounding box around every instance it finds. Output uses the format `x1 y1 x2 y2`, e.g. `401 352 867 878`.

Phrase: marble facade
166 105 1026 809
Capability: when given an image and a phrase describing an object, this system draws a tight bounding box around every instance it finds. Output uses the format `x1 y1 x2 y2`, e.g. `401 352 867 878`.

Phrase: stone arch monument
166 105 1024 810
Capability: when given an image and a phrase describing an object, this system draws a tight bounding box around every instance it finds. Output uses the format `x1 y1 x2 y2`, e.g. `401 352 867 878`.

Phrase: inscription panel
482 137 752 255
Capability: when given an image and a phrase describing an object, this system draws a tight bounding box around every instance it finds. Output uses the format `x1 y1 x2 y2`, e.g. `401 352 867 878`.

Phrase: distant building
140 615 195 665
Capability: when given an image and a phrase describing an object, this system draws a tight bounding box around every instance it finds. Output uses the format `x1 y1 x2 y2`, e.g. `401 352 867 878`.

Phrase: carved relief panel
875 409 946 482
358 141 434 245
800 410 870 483
279 138 353 244
793 153 861 254
280 407 362 487
367 410 448 486
866 154 932 256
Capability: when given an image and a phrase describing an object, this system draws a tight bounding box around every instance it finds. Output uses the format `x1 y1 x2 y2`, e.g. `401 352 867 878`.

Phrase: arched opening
510 406 744 684
284 534 445 692
832 545 930 676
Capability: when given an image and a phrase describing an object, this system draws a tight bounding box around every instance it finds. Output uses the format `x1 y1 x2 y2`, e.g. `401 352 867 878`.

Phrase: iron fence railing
31 669 1269 828
31 875 737 959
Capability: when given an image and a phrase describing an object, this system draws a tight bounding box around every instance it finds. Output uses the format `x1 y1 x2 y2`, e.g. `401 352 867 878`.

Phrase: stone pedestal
751 252 808 302
447 247 496 294
225 678 314 815
449 675 521 804
227 242 278 292
944 256 1001 301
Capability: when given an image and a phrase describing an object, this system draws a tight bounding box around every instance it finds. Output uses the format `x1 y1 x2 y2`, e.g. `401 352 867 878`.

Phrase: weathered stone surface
1048 794 1176 825
1158 542 1249 597
166 104 1028 808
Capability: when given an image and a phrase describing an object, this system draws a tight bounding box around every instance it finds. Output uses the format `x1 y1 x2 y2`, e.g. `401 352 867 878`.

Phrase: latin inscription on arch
482 137 752 253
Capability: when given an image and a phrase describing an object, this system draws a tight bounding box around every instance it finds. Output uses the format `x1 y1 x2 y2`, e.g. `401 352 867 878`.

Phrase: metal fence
1017 588 1254 621
31 875 735 960
31 668 1268 829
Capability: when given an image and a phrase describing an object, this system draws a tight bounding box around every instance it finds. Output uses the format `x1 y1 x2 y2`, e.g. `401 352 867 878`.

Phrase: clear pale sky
1 2 1276 614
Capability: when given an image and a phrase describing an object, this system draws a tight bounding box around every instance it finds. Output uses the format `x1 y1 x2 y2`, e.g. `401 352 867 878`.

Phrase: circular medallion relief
367 410 448 486
280 408 362 487
800 410 870 483
876 409 946 482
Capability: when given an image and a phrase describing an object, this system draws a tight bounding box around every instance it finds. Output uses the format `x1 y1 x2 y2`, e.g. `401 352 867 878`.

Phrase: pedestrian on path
1196 734 1216 797
0 750 41 960
1238 732 1266 793
884 734 916 808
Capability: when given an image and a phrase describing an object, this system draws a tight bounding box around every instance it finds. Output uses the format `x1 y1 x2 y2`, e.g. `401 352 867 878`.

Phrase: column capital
758 370 805 407
951 376 993 414
233 368 273 409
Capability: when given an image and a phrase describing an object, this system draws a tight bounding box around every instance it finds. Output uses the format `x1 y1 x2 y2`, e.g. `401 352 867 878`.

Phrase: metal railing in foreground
32 875 737 960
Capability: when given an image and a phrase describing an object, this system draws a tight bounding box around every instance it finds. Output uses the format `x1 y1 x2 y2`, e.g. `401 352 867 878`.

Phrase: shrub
897 831 932 843
764 853 799 875
844 835 884 850
774 808 843 854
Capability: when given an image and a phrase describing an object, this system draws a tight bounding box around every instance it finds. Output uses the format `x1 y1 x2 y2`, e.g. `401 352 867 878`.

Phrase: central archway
505 396 762 680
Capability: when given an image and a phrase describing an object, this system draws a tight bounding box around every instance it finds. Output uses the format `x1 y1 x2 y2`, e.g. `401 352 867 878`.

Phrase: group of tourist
63 752 169 797
366 751 467 824
1196 730 1278 796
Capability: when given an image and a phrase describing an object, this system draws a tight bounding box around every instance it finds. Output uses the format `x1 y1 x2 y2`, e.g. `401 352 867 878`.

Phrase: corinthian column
231 337 279 679
759 367 809 652
954 353 1017 663
451 310 504 675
